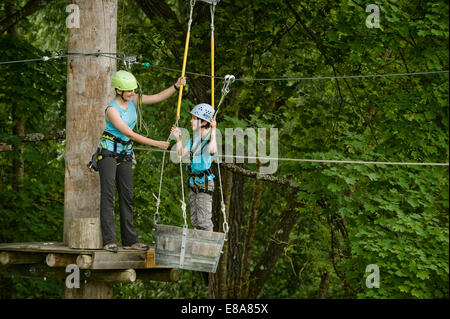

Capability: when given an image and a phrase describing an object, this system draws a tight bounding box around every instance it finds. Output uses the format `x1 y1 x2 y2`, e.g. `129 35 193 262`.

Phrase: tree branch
221 163 301 191
0 130 65 151
135 0 184 59
0 0 53 35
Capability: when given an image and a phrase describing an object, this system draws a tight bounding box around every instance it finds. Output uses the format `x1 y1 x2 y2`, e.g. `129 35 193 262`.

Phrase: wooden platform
0 242 179 283
0 242 166 269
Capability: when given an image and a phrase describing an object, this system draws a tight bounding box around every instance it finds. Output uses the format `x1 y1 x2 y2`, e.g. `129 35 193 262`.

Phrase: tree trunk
209 163 232 298
208 161 305 299
5 1 25 186
12 102 25 185
317 271 331 299
239 172 263 298
222 167 245 299
209 165 245 299
63 0 117 298
248 192 302 298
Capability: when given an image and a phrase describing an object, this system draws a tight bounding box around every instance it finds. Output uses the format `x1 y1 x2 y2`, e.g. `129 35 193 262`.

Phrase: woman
98 70 186 252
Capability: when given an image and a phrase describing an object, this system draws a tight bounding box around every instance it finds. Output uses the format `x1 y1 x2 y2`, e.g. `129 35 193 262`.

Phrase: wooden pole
76 255 93 269
46 254 78 267
67 218 102 249
0 264 136 283
62 282 114 299
0 252 45 265
135 268 179 282
63 0 117 298
0 264 69 279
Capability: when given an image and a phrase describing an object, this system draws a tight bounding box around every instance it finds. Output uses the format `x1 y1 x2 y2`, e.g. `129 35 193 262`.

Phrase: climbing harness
153 0 232 273
100 131 133 154
187 138 214 195
88 131 134 172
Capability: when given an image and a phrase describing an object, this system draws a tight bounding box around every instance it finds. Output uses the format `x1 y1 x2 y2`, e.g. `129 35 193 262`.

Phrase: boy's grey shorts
188 180 214 231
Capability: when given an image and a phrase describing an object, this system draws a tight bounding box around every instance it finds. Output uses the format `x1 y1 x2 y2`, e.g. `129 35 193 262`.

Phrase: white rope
133 147 449 167
153 140 167 224
188 0 196 33
179 160 188 228
175 118 189 227
216 159 229 239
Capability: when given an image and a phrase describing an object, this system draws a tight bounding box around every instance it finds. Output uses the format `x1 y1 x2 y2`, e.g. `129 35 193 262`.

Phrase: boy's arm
209 119 217 154
171 125 189 157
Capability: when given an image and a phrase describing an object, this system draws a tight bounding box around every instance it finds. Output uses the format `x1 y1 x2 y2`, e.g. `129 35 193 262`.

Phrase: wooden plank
92 251 146 270
0 242 97 254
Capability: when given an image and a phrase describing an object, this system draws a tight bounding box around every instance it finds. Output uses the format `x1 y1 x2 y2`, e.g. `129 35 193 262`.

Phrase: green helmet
111 70 138 91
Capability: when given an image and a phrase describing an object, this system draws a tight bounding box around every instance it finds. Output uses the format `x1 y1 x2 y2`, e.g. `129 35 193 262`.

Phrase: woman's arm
136 77 186 105
107 107 169 149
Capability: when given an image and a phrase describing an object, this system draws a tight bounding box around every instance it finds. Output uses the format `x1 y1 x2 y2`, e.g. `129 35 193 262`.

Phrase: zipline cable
133 147 449 167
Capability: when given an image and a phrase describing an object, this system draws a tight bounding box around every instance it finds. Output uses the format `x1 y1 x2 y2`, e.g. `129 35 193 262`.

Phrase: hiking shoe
123 242 149 251
104 243 118 253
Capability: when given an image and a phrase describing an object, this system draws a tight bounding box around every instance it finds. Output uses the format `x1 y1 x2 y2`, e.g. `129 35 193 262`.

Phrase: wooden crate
154 224 225 273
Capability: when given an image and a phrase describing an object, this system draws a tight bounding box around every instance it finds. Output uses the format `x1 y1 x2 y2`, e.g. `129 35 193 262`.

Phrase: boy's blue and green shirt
185 136 215 185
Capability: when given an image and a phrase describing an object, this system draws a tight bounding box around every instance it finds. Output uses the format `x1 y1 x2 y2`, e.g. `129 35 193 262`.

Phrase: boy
171 103 217 231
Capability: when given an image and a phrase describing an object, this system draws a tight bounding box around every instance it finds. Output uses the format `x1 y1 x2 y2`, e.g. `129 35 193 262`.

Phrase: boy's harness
187 138 214 195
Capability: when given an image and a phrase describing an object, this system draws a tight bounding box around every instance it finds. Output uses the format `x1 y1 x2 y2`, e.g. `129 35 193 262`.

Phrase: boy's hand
171 125 182 139
210 119 217 128
175 76 186 89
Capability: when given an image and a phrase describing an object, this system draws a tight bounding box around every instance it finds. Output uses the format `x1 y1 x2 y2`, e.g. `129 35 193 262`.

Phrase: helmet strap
119 91 126 102
115 89 126 102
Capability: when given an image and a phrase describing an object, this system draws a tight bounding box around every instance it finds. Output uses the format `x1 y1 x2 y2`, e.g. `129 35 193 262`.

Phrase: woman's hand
156 140 170 150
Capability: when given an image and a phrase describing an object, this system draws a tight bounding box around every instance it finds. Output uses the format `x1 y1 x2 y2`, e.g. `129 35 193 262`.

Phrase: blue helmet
190 103 215 123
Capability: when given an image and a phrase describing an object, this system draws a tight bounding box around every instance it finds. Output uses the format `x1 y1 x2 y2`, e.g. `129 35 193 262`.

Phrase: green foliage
114 271 208 299
0 0 448 299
